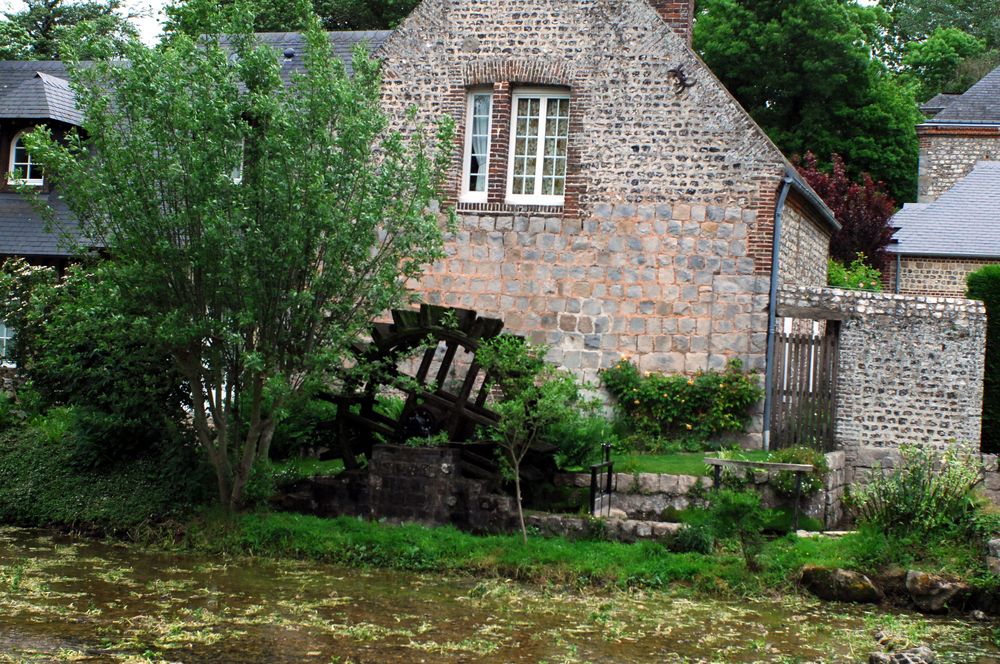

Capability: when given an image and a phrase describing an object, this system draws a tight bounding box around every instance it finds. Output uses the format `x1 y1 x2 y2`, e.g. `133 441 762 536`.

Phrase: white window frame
0 321 13 366
8 130 43 186
505 88 570 206
460 90 493 203
229 138 245 185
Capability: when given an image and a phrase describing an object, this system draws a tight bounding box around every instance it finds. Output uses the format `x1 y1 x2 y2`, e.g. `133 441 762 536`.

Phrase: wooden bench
703 457 815 530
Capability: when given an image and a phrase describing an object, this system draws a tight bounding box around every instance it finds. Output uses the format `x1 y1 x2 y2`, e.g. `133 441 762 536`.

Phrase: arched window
8 131 43 185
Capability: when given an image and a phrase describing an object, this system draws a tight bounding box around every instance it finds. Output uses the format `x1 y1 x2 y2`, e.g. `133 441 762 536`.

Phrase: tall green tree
694 0 922 203
24 8 454 508
164 0 419 37
880 0 1000 49
0 0 138 60
900 27 988 101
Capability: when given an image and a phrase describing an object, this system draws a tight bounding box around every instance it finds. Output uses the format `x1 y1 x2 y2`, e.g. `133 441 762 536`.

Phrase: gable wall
379 0 807 384
778 193 832 289
917 126 1000 203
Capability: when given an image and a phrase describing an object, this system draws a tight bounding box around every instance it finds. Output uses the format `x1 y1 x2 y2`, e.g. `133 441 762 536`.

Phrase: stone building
375 0 838 385
887 64 1000 296
0 1 840 389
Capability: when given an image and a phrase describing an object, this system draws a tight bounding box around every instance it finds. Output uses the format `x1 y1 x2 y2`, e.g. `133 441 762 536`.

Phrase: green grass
615 450 771 476
180 511 991 597
271 457 344 480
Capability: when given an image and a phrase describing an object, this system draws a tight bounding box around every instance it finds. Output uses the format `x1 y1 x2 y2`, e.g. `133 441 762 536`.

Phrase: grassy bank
176 510 992 598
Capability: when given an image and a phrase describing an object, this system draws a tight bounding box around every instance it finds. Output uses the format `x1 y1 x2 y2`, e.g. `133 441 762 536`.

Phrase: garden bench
703 457 814 529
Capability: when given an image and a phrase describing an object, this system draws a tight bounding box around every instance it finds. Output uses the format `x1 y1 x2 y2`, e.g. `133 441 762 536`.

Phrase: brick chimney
649 0 694 46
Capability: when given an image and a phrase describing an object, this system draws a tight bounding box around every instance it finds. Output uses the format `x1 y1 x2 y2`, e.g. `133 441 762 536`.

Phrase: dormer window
461 91 492 203
9 130 44 186
506 89 569 205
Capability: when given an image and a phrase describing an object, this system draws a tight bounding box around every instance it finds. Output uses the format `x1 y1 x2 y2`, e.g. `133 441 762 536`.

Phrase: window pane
540 97 569 197
511 95 569 199
466 93 492 194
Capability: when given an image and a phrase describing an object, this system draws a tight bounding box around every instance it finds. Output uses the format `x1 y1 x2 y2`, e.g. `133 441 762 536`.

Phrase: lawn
615 450 771 476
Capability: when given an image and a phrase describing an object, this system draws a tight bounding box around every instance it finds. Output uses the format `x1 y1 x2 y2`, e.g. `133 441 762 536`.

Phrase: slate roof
889 161 1000 258
925 64 1000 124
920 93 960 118
217 31 392 81
0 191 85 256
0 61 82 125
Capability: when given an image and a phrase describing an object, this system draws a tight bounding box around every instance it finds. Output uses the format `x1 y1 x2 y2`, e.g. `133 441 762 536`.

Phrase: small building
887 64 1000 296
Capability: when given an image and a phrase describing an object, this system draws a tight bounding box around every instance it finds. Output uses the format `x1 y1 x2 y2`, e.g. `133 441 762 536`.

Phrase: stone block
637 473 660 494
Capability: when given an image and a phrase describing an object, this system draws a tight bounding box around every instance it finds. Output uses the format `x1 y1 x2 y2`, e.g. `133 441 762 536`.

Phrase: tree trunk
513 464 527 544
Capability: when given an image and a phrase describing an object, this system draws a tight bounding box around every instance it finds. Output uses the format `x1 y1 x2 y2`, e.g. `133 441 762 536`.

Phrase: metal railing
589 443 614 517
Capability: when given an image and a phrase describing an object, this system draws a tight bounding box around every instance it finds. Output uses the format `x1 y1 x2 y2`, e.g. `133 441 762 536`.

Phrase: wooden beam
703 458 814 472
775 304 852 321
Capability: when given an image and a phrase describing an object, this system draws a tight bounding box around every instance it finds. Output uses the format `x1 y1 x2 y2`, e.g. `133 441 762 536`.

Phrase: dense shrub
967 265 1000 452
847 444 983 536
600 359 762 446
768 446 830 498
827 253 883 291
0 424 210 531
0 259 188 468
670 522 716 554
268 397 338 460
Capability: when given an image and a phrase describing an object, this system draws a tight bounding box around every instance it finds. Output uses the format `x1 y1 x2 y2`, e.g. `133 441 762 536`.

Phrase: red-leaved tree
795 152 897 271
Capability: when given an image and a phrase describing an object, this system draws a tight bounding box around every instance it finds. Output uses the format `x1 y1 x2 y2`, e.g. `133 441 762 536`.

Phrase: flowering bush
828 253 882 292
599 359 762 444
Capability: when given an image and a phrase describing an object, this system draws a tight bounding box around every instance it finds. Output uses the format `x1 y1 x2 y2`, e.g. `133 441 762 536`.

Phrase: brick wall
885 255 1000 297
778 286 985 482
379 0 813 386
917 126 1000 203
779 194 832 288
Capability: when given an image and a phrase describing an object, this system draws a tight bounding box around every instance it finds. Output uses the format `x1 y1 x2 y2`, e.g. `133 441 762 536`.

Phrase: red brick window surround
452 62 583 218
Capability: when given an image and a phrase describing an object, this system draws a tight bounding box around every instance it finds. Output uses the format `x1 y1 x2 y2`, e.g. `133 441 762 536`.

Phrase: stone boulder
987 538 1000 575
869 646 936 664
800 565 884 604
905 571 968 613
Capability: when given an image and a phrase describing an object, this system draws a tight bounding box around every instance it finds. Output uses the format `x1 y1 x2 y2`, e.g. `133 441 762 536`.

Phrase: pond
0 527 998 663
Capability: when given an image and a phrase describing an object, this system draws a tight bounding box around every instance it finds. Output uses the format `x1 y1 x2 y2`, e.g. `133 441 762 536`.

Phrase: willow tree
25 9 454 508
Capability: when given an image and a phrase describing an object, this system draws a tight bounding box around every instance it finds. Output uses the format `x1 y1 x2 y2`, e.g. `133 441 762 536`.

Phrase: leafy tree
795 152 897 271
0 0 138 60
23 8 454 509
477 336 584 543
164 0 420 37
901 27 987 101
694 0 922 203
0 259 188 469
879 0 1000 50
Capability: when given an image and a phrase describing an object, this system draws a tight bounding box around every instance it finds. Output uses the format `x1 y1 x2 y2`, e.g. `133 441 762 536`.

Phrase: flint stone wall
918 129 1000 203
778 286 985 479
884 256 1000 297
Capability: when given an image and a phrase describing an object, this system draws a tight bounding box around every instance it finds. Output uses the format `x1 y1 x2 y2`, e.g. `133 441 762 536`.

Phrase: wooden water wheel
322 304 505 469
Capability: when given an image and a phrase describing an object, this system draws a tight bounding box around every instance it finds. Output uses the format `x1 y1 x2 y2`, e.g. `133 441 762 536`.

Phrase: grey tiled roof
0 191 85 256
889 161 1000 257
218 31 392 81
927 64 1000 124
920 93 960 118
0 61 82 125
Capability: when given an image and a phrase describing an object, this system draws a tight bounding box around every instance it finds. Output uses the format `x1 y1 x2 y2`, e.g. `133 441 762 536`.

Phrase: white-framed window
461 90 493 203
506 89 570 205
8 130 43 186
228 138 245 184
0 321 13 365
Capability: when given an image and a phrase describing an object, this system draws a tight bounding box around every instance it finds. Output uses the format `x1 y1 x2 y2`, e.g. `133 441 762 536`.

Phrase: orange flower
687 378 694 385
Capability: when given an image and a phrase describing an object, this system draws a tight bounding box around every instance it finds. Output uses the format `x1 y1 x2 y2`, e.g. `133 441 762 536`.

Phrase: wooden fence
769 325 839 452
